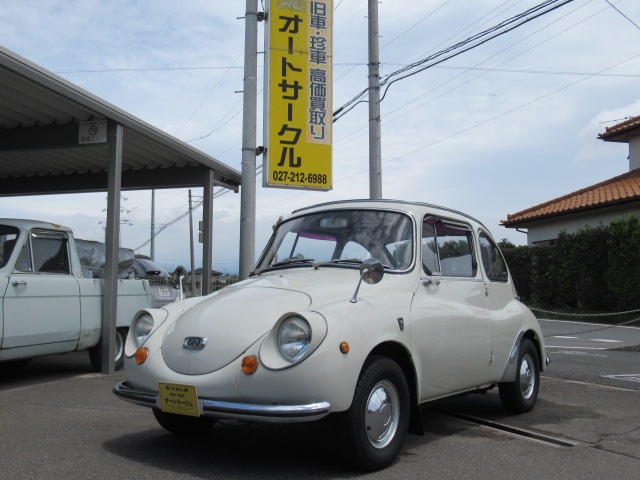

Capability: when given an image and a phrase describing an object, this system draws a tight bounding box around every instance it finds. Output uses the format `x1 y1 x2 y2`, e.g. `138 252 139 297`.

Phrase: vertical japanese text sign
265 0 333 190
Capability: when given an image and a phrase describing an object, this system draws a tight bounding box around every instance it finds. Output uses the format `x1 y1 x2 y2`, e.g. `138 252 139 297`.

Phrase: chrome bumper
113 381 331 423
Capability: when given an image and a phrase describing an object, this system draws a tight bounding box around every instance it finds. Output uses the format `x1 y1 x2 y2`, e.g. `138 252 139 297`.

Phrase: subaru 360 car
113 199 547 470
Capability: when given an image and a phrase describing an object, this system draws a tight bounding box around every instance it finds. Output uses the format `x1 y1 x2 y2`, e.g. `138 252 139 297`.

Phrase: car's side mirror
350 259 384 303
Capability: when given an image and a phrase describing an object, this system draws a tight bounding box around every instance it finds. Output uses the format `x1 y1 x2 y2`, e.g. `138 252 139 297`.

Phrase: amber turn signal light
339 342 350 354
241 355 259 375
135 347 149 365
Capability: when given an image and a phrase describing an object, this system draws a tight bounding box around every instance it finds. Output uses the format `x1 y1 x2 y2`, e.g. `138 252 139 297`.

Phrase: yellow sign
158 382 200 417
265 0 332 191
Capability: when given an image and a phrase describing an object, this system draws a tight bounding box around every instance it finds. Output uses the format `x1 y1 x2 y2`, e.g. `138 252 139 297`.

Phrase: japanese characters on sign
265 0 333 190
158 382 200 417
78 120 107 145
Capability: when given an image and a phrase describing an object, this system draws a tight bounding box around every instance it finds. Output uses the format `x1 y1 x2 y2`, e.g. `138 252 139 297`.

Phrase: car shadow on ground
0 352 94 387
102 402 498 478
104 420 357 479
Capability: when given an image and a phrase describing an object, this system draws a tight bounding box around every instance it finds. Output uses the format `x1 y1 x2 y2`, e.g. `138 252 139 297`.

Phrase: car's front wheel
152 409 217 435
342 355 409 471
499 338 540 413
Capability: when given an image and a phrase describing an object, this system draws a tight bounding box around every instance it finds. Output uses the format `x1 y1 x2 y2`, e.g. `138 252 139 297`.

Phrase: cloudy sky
1 0 639 273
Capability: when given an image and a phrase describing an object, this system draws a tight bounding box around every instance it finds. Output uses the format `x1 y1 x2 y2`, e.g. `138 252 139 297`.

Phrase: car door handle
421 277 440 286
11 280 27 287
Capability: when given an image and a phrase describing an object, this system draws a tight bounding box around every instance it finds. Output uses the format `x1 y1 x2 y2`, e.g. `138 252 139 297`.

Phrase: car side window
30 230 71 274
478 232 508 282
1 232 18 268
15 241 33 272
421 221 439 274
422 216 476 277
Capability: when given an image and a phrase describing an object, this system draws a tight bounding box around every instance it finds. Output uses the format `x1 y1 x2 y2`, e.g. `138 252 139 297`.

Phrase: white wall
526 206 640 245
630 136 640 171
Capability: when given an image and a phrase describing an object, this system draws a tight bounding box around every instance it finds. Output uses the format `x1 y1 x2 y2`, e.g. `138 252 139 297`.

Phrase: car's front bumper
113 381 331 423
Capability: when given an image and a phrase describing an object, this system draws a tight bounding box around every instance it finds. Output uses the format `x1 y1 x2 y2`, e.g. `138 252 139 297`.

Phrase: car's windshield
254 209 414 273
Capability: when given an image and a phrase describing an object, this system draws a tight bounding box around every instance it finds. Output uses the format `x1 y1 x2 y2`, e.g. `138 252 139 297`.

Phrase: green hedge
499 214 640 311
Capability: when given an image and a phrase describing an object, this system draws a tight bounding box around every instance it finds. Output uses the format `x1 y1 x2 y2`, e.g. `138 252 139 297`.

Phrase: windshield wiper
313 258 362 269
253 257 315 275
313 258 392 270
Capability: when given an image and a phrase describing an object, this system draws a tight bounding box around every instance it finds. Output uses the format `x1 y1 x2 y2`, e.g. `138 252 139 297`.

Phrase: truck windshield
254 209 414 273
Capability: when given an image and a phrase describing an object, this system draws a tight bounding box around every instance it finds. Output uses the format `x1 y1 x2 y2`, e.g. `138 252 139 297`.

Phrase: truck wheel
153 409 216 435
89 327 127 372
342 355 409 471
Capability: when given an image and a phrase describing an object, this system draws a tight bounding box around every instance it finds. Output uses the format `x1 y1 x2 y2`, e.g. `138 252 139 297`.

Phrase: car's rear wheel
152 409 216 435
89 327 127 372
499 338 540 413
342 355 409 471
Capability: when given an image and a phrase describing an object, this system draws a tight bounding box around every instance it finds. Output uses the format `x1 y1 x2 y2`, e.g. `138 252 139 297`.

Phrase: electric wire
381 0 606 126
604 0 640 30
333 0 576 122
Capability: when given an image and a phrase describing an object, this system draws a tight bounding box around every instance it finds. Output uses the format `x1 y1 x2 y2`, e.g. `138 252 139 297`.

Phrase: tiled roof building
502 115 640 244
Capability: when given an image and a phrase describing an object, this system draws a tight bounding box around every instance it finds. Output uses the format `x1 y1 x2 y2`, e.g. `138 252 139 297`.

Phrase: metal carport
0 45 241 373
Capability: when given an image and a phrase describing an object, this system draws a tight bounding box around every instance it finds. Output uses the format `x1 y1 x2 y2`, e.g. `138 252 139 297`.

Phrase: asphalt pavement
1 349 638 479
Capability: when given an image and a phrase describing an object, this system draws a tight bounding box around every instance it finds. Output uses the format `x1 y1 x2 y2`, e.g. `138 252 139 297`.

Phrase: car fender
235 292 412 412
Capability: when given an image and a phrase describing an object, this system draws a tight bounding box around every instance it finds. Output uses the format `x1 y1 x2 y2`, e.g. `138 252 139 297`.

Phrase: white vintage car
113 200 547 470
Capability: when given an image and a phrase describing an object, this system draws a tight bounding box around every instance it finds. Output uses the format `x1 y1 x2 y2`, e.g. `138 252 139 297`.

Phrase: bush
607 215 640 310
501 214 640 312
499 240 532 302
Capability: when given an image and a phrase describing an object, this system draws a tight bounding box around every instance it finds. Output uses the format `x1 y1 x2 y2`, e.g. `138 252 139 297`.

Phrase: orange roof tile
598 115 640 142
502 169 640 226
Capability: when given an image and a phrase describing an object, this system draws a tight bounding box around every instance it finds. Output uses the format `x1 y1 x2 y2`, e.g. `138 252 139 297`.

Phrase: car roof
291 199 488 230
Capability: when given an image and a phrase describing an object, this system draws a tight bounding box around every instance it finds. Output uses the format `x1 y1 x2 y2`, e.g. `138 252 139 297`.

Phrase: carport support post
101 122 123 375
201 170 214 295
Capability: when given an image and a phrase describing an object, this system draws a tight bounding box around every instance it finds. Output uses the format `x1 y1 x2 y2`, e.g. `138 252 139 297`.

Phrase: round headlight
133 313 154 347
277 316 312 363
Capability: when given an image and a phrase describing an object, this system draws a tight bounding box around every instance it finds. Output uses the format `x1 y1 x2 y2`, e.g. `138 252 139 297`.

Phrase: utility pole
368 0 382 199
239 0 258 279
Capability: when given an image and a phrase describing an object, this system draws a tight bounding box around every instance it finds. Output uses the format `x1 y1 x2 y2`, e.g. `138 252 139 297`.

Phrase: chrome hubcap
519 354 535 399
365 380 399 448
114 332 123 362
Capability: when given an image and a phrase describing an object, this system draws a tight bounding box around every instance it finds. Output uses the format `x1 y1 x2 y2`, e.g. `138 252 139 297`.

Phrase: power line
429 65 640 77
56 66 243 73
377 0 618 130
605 0 640 30
378 52 640 170
333 0 576 122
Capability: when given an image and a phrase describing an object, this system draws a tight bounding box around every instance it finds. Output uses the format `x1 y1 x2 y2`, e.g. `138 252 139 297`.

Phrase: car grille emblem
183 337 208 350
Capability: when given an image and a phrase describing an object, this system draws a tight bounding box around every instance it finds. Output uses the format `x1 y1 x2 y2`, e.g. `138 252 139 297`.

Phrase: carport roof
0 45 241 196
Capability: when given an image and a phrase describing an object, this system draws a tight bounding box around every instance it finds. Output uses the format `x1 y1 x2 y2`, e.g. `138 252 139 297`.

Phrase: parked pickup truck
0 218 178 371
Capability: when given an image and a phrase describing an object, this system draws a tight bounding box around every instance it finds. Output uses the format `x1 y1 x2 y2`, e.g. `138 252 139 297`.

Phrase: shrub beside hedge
499 214 640 311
